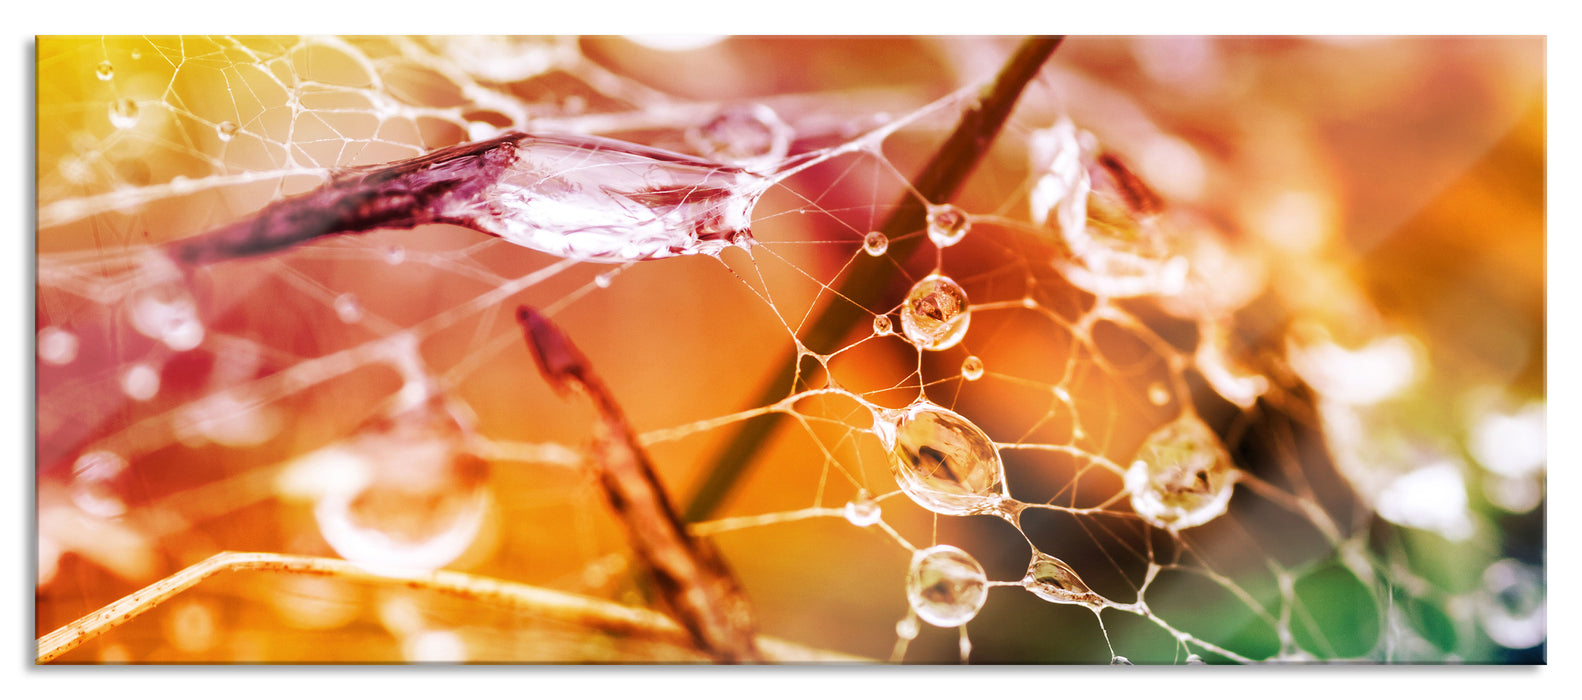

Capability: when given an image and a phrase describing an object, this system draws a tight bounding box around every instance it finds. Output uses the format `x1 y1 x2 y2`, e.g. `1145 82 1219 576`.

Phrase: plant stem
683 35 1066 522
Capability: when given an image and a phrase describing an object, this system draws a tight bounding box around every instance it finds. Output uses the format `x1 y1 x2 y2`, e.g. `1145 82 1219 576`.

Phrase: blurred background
34 35 1544 663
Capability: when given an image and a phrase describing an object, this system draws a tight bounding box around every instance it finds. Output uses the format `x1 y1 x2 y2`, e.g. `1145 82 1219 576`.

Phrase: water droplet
71 450 129 518
1186 653 1206 665
687 103 792 171
1147 381 1171 406
895 615 920 640
108 98 140 129
1111 655 1133 666
37 326 79 366
1478 559 1545 649
334 293 364 324
926 204 970 248
901 275 971 351
843 490 881 527
872 314 892 336
960 356 984 381
130 48 142 60
1125 413 1239 531
385 245 407 265
1022 551 1105 606
312 396 491 575
128 276 205 351
96 61 114 81
120 363 160 402
906 545 988 628
216 121 239 142
887 400 1006 516
863 231 889 256
593 271 615 289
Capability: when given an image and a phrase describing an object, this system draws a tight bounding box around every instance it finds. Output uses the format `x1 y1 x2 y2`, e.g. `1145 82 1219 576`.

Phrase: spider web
34 35 1546 664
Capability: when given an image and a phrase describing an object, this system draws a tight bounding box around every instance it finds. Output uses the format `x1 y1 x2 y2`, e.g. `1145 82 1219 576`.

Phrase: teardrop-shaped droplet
96 61 114 81
960 356 984 381
311 394 491 575
108 98 140 130
843 490 881 527
901 275 971 351
872 314 892 336
1022 551 1105 607
333 293 364 324
687 103 792 171
888 400 1006 516
216 121 239 142
70 450 129 519
906 544 988 628
863 231 889 256
37 326 79 366
1125 413 1239 531
926 204 971 248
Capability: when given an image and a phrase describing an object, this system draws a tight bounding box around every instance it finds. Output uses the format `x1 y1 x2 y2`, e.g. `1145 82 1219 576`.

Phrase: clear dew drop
960 356 984 381
1186 654 1206 665
312 396 491 575
108 97 140 130
333 293 364 324
37 326 79 366
900 275 971 351
872 314 892 336
926 204 971 248
216 121 239 142
843 490 882 527
96 61 114 81
70 450 129 519
1111 655 1134 666
863 231 889 256
1022 551 1104 606
887 400 1006 516
1125 413 1239 531
120 363 160 402
906 545 988 628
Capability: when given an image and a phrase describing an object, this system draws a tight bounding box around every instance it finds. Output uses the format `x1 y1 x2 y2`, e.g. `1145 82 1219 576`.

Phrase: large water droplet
216 121 239 142
120 362 160 402
901 275 971 351
96 61 114 81
960 356 984 382
312 395 491 575
843 490 881 527
926 204 970 248
863 231 889 256
37 326 79 366
71 450 129 518
1022 551 1105 607
1125 413 1239 531
687 103 792 171
906 544 988 628
887 400 1006 516
108 98 140 129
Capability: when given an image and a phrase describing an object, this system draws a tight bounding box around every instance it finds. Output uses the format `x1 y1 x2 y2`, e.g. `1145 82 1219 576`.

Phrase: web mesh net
35 35 1546 664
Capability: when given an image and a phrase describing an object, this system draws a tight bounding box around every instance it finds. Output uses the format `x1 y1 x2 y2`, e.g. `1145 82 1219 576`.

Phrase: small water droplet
872 314 892 336
926 204 971 248
593 271 615 289
96 61 114 81
37 326 79 366
888 400 1006 516
1147 381 1171 406
120 363 160 402
901 275 971 351
960 356 984 381
334 293 364 324
1125 413 1239 531
1022 551 1104 606
895 615 920 640
843 490 881 527
1111 655 1133 666
1186 654 1206 665
688 102 791 170
130 48 142 60
312 396 491 575
216 121 239 142
863 231 889 256
70 450 129 518
108 98 140 130
906 544 988 628
385 245 407 265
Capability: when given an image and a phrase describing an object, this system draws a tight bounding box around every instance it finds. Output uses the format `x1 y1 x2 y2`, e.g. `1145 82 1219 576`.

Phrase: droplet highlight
843 490 881 527
120 363 160 402
216 121 239 142
960 356 984 381
887 400 1006 516
108 98 140 130
334 293 364 324
128 273 205 352
1125 413 1239 531
1147 381 1171 406
863 231 889 256
906 544 988 628
926 204 970 248
900 275 971 351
